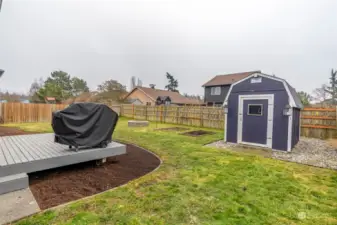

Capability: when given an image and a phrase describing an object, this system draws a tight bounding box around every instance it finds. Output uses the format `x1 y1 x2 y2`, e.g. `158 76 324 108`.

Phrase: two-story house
202 71 261 106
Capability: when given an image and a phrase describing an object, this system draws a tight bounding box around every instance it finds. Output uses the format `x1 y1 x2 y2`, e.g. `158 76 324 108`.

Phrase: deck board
13 136 41 161
8 136 35 162
6 137 29 163
0 137 15 165
20 135 56 158
0 133 126 177
0 139 8 166
27 135 59 158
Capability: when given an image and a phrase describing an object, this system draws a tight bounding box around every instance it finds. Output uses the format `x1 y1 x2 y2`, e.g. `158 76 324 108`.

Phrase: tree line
29 70 127 103
297 69 337 106
2 70 201 103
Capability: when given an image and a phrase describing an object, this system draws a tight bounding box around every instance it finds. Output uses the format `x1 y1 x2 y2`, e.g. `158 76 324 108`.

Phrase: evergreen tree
324 69 337 104
165 72 179 92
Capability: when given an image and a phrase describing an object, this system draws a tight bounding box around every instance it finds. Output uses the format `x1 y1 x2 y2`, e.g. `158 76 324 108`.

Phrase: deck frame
0 133 126 177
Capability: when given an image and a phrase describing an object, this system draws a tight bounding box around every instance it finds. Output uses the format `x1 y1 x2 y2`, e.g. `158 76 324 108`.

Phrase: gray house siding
226 77 291 151
204 85 230 104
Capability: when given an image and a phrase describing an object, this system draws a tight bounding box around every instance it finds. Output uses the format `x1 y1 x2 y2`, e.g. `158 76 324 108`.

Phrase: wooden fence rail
1 103 337 139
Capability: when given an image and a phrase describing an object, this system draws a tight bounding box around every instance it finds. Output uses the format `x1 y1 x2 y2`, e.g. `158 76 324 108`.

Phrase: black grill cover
52 103 118 148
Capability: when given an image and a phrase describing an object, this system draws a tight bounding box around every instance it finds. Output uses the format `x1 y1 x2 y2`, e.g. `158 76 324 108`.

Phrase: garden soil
29 144 160 209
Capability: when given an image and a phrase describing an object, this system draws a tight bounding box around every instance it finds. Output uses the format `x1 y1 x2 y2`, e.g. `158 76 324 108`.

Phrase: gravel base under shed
206 138 337 170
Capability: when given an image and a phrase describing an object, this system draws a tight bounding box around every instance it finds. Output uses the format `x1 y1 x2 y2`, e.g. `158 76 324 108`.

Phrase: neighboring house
125 98 143 105
224 72 303 151
202 71 261 106
124 86 204 106
156 96 171 105
45 97 56 104
20 99 30 103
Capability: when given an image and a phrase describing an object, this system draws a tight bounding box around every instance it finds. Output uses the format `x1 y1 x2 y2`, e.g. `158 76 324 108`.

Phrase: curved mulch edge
39 142 162 212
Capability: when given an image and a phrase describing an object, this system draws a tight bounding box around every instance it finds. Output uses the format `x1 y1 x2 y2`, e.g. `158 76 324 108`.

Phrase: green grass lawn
9 118 337 225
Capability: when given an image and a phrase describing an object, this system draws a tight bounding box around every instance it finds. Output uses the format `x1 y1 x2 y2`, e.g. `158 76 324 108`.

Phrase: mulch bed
156 127 189 131
182 130 215 136
29 144 160 209
0 126 36 136
0 126 161 210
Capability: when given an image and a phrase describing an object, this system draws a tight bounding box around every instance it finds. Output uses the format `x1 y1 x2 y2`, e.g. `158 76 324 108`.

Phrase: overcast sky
0 0 336 95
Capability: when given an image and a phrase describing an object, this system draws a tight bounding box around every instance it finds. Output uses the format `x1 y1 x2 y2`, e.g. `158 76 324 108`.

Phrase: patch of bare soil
28 144 160 210
182 130 215 136
0 126 35 136
156 127 189 131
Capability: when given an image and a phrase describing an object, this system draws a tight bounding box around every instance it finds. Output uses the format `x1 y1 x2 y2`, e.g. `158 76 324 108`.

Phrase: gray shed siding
291 108 300 148
204 85 230 104
226 76 291 151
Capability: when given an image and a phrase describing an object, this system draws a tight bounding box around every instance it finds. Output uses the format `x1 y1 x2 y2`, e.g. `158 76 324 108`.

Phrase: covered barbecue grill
52 102 118 151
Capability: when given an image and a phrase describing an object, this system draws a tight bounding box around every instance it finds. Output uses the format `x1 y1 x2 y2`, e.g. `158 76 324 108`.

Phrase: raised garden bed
182 130 215 136
28 144 160 209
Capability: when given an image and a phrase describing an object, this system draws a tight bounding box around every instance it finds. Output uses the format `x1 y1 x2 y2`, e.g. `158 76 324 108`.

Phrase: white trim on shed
223 73 298 108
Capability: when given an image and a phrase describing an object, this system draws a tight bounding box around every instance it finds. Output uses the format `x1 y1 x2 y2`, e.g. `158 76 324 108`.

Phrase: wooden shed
223 73 303 151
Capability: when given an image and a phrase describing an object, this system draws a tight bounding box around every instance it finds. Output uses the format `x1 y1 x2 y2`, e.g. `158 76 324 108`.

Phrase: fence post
132 104 135 119
160 105 163 123
200 106 203 127
335 106 337 138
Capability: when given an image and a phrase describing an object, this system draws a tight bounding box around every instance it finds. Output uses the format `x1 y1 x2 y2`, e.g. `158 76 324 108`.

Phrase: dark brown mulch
156 127 189 131
0 126 35 136
182 130 215 136
29 144 160 210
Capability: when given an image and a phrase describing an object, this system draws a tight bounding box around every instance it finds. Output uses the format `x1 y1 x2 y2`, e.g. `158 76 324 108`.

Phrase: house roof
45 97 56 101
125 87 204 105
202 71 261 87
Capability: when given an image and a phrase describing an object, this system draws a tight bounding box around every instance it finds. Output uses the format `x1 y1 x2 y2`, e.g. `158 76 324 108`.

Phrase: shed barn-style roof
202 71 261 87
223 73 303 109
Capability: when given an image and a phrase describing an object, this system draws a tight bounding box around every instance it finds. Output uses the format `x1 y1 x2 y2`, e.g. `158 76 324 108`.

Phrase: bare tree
313 84 331 105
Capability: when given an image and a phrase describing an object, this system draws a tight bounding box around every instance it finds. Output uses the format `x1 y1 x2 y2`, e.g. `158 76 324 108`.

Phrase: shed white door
237 94 274 148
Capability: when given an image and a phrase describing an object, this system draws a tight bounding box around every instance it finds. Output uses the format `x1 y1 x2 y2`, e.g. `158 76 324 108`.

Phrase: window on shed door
248 104 263 116
146 102 151 106
211 86 221 95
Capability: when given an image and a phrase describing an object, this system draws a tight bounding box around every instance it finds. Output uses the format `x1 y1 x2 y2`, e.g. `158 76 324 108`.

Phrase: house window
248 104 263 116
211 86 221 95
146 102 151 106
165 100 171 105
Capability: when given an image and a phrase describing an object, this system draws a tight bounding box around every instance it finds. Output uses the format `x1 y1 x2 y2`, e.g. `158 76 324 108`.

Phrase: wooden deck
0 133 126 177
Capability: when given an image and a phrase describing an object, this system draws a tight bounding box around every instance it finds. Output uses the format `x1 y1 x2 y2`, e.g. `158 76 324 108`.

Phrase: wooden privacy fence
121 105 337 139
0 103 69 123
121 104 225 129
1 103 337 139
0 103 121 123
300 107 337 139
